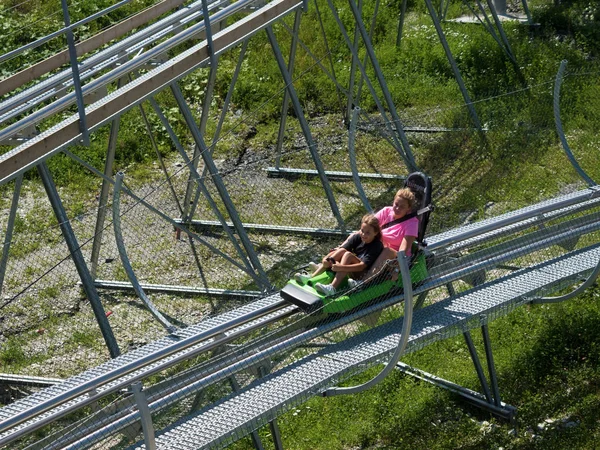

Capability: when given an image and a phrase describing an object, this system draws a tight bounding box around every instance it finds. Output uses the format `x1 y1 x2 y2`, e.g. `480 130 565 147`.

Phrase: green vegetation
0 0 599 448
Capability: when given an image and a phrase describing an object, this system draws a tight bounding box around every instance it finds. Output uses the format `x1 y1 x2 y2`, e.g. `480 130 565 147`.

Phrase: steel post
347 0 418 171
521 0 532 24
348 107 371 212
327 0 412 168
199 53 218 137
424 0 482 131
171 83 272 289
138 101 183 214
463 331 493 403
274 8 302 169
354 0 381 105
0 175 23 292
481 324 501 407
212 40 249 149
147 95 267 279
266 26 346 232
491 0 507 15
485 0 516 63
60 0 90 146
347 0 361 124
131 382 157 450
472 0 513 61
37 163 120 358
90 77 125 278
395 0 408 48
183 0 221 221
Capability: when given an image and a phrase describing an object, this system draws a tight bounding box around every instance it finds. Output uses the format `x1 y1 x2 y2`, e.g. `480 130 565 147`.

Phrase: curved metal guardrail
113 172 177 332
324 250 413 397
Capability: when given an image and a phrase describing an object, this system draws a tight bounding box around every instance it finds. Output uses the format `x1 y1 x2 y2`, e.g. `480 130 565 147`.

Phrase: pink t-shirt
375 206 419 255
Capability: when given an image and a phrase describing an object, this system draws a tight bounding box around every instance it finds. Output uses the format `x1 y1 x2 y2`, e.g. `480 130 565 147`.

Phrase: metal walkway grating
0 294 288 433
132 244 600 449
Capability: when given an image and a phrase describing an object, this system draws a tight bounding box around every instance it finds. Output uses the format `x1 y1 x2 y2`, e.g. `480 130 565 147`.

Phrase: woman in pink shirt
368 187 419 275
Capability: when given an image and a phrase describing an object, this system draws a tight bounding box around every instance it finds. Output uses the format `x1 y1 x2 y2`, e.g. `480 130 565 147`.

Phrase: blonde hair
394 187 416 210
361 213 381 240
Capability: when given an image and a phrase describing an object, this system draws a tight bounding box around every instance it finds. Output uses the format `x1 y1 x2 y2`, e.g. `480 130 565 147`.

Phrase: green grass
0 0 599 447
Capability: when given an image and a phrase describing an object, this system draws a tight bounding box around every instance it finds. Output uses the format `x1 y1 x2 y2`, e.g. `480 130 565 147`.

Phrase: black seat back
404 172 433 244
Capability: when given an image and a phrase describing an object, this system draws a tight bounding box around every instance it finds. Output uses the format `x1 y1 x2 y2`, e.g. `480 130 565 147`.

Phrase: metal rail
0 0 227 131
427 187 600 251
0 298 289 442
0 0 304 185
2 188 599 446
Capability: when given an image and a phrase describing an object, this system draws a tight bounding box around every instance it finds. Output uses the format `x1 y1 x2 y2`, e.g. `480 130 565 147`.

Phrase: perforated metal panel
130 244 600 449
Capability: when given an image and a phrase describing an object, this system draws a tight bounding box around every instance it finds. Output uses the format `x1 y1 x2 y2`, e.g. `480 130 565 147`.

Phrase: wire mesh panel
0 0 600 448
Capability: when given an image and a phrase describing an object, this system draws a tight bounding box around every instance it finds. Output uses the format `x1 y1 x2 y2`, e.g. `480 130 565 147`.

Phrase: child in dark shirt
295 214 383 296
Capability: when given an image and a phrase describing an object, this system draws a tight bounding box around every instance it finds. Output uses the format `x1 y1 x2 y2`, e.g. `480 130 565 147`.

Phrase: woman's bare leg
364 247 397 278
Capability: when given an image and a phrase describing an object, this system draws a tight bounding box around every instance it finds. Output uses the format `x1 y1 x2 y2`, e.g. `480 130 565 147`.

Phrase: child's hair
394 187 416 210
361 213 382 240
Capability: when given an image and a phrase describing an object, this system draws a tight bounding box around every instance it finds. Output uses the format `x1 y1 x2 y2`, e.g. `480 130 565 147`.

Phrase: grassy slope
0 0 600 448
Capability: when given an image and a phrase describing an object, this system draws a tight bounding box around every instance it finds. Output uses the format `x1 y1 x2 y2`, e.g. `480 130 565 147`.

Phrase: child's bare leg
311 248 348 277
331 252 362 288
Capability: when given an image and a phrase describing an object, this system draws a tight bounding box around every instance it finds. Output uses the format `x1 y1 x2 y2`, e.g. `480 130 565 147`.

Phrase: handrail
323 250 413 396
427 187 600 252
531 256 600 304
113 172 176 332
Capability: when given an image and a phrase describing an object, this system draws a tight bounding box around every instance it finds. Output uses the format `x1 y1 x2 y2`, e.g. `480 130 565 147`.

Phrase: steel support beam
326 0 414 170
171 83 272 290
274 8 302 169
481 324 501 407
396 0 407 48
145 96 262 283
424 0 482 131
61 0 90 146
346 0 418 171
348 107 371 212
0 175 22 292
138 100 184 215
37 163 120 358
266 26 346 232
463 330 494 403
90 106 121 279
347 0 362 123
485 0 516 63
131 382 157 450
